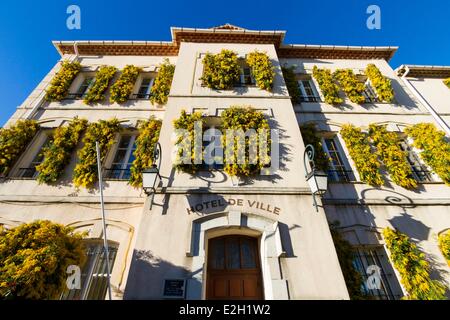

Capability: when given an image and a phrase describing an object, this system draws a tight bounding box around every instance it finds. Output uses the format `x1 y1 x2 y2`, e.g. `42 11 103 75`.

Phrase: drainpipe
73 41 79 57
399 65 450 137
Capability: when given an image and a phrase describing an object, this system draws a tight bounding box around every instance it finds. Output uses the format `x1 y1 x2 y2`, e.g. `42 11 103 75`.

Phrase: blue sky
0 0 449 125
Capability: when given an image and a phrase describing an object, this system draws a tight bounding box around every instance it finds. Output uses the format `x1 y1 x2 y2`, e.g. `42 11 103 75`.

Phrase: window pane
210 238 225 269
226 238 241 269
241 238 257 269
119 136 131 149
352 247 399 300
60 243 118 301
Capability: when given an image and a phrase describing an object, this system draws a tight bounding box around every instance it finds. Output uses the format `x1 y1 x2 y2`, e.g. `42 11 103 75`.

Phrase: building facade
1 24 449 300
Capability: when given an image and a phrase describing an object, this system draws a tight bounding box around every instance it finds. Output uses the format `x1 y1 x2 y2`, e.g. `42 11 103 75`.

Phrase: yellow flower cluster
173 110 205 173
221 106 271 177
405 123 450 185
438 231 450 266
200 49 241 89
83 65 117 104
150 59 175 105
383 227 446 300
444 78 450 88
73 118 121 188
333 69 366 104
246 51 275 91
0 119 39 175
45 60 81 101
340 124 383 186
365 64 394 103
312 66 343 105
368 124 417 189
110 65 142 103
128 118 162 187
36 117 88 184
0 220 86 299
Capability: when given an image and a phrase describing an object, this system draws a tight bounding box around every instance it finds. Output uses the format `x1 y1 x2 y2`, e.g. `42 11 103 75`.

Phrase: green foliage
383 227 446 300
150 59 175 105
365 64 394 103
299 123 330 171
0 120 39 175
0 220 86 299
36 118 88 184
221 106 271 177
340 124 383 186
333 69 366 104
110 65 142 103
312 66 343 105
45 60 81 101
405 123 450 185
73 119 121 188
329 222 366 300
246 51 275 91
129 118 162 187
444 78 450 88
368 124 417 189
173 110 205 173
281 66 301 104
438 231 450 266
83 66 117 104
200 50 241 90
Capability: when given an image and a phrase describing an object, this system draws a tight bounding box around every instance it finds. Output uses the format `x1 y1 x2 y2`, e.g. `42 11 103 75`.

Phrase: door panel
207 235 263 300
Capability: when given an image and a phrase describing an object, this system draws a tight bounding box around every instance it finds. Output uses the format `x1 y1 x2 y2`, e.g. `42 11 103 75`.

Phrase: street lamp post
303 144 329 212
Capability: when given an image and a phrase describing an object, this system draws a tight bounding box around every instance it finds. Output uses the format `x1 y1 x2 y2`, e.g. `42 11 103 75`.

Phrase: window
104 135 137 180
17 136 51 179
61 241 118 300
237 59 255 86
360 78 379 103
399 140 434 182
322 137 355 182
353 246 402 300
133 77 154 99
68 76 94 99
201 127 223 170
298 79 320 102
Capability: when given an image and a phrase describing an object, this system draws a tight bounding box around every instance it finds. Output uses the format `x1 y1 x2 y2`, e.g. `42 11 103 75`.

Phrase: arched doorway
206 235 264 300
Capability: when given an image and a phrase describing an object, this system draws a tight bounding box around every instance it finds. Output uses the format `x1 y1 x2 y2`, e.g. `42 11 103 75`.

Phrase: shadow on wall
123 249 202 300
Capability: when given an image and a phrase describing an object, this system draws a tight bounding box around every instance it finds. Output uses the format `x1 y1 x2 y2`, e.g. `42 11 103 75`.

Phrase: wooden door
206 235 263 300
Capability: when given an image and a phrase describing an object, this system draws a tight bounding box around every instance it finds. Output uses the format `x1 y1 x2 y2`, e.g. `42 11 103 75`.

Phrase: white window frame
404 137 440 182
60 240 118 300
135 76 155 99
322 136 354 182
105 134 137 180
353 246 402 300
297 79 320 102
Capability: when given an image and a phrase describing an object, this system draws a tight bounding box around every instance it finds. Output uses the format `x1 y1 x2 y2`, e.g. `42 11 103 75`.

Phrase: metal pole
96 141 113 301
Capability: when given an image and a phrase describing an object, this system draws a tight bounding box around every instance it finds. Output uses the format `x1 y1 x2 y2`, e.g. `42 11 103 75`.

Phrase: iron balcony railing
65 92 85 100
130 93 152 100
17 167 38 179
103 168 131 180
327 169 356 183
299 95 321 103
411 169 434 183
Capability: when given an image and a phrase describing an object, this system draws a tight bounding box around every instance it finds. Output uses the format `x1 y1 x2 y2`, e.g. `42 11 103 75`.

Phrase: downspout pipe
399 65 450 137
